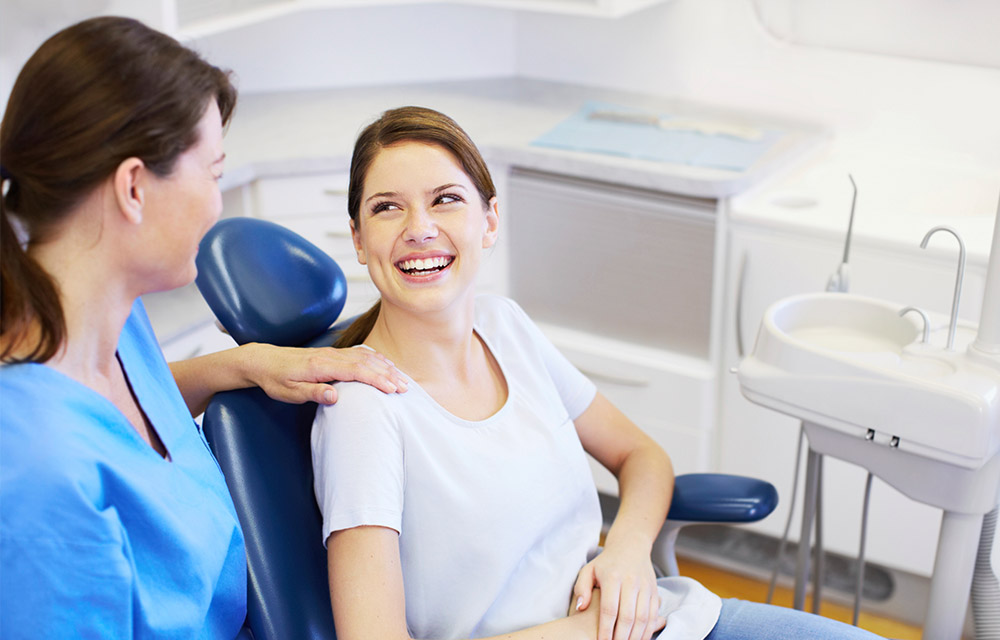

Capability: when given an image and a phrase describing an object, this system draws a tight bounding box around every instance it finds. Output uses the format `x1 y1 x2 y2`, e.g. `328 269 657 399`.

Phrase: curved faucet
920 226 966 350
899 306 931 344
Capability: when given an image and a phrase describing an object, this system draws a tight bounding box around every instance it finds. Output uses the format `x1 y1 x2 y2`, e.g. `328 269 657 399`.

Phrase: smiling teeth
399 256 452 272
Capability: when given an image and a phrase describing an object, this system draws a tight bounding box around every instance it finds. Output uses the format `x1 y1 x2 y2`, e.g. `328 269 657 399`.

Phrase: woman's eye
372 201 400 214
436 193 463 206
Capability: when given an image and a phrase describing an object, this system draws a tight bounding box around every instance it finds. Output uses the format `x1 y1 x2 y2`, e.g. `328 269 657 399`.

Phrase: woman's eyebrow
432 183 467 193
365 191 397 204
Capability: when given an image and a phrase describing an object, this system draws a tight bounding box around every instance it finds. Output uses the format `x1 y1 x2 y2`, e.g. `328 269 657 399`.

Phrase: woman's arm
327 527 634 640
572 392 674 640
169 342 407 417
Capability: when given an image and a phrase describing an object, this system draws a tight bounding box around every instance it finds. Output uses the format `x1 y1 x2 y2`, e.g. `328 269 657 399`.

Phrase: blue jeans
703 599 886 640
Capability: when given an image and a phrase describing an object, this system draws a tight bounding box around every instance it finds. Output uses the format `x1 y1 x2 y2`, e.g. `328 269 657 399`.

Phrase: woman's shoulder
474 294 534 330
313 379 405 433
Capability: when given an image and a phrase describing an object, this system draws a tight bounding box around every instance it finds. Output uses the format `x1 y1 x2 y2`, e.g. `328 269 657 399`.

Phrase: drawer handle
325 229 352 238
323 188 349 196
345 274 370 283
577 367 650 388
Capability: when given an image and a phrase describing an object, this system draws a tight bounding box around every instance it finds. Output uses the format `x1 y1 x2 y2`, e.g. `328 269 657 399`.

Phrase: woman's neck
365 295 509 421
365 298 478 385
27 222 136 386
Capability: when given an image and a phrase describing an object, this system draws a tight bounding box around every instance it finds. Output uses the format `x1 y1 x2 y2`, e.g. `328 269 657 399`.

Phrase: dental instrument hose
972 506 1000 639
853 473 873 626
764 174 871 608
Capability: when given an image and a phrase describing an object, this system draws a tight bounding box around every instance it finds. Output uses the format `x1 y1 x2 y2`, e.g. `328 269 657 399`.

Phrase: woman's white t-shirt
312 295 720 639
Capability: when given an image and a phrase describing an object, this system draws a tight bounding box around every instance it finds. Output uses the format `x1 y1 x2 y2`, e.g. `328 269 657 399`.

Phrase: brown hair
335 106 496 348
0 16 237 363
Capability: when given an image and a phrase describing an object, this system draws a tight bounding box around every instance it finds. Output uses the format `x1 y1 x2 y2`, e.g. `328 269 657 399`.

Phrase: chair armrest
666 473 778 523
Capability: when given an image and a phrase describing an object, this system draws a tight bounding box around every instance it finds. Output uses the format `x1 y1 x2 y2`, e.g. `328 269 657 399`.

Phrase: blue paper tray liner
531 101 783 172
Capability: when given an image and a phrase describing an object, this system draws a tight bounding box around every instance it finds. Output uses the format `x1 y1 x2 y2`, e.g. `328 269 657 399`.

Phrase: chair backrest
196 217 349 640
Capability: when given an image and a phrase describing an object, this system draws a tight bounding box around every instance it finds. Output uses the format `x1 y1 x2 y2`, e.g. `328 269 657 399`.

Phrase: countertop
730 138 998 266
219 77 826 199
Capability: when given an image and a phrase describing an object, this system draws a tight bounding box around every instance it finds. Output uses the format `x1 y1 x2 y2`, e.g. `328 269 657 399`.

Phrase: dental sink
737 292 1000 470
737 201 1000 640
774 293 918 353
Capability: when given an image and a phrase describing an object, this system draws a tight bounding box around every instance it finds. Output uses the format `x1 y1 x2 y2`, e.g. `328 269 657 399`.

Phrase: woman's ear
113 158 147 225
350 219 367 265
482 197 499 249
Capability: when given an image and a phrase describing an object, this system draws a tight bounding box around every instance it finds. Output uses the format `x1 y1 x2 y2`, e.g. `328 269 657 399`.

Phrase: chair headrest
195 217 347 347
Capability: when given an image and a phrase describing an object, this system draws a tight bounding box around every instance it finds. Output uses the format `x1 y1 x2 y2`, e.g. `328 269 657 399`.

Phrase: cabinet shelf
174 0 669 39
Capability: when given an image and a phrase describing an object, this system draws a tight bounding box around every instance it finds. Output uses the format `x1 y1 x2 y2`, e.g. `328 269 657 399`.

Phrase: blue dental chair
195 217 778 640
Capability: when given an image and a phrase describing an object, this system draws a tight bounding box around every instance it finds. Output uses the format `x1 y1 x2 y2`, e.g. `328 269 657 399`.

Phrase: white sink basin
774 294 918 353
738 292 1000 469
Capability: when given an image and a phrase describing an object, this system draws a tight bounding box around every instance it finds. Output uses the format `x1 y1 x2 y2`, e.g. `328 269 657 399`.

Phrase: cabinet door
508 169 717 359
718 225 986 577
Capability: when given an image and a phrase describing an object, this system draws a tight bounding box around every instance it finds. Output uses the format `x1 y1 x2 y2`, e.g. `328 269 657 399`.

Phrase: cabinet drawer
542 323 715 433
539 323 716 493
252 172 349 219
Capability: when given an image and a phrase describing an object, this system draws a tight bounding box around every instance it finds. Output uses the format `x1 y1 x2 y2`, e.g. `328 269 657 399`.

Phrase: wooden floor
676 557 922 639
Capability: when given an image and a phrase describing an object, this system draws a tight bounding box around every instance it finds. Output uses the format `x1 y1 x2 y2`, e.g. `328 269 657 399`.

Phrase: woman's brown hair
0 16 237 363
334 106 497 348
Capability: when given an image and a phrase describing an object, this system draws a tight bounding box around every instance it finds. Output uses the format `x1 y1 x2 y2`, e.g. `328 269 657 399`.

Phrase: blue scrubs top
0 300 246 639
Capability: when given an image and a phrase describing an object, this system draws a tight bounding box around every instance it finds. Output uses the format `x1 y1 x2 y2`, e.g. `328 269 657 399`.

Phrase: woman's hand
243 343 408 404
572 541 664 640
170 342 407 416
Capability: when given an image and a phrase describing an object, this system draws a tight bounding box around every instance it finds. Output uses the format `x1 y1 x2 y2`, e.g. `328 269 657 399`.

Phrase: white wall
0 0 167 104
190 4 517 94
4 0 999 169
513 0 1000 165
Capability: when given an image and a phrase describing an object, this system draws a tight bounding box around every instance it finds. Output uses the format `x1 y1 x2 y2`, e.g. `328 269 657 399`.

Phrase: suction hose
973 506 1000 639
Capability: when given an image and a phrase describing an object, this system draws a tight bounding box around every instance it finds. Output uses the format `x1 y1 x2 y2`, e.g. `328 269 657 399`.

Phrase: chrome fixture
920 226 966 350
899 306 931 343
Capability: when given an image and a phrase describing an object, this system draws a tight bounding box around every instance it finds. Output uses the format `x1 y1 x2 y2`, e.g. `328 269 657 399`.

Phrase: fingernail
323 389 335 403
397 380 408 392
576 596 583 610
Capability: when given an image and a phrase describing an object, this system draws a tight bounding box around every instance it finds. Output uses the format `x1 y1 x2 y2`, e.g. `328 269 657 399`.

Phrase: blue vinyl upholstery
195 217 777 640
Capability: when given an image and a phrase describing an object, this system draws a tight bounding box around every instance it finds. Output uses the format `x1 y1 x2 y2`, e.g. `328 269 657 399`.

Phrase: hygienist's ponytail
0 181 64 363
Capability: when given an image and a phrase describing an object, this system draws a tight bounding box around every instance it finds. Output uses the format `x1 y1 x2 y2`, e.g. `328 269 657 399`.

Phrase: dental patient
311 106 885 640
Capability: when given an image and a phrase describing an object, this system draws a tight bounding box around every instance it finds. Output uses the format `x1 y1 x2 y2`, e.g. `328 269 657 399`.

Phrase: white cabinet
718 222 987 577
507 169 720 495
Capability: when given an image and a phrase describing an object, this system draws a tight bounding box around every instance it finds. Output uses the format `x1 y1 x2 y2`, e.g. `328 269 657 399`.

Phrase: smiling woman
311 106 889 640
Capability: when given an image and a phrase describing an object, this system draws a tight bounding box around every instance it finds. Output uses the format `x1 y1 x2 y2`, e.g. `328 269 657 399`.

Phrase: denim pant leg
702 599 887 640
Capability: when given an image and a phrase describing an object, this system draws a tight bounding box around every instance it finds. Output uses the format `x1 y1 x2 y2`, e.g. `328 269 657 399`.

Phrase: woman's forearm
169 344 261 416
603 442 674 553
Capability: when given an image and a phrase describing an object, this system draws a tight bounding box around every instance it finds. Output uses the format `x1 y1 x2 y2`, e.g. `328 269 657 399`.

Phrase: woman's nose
403 207 438 243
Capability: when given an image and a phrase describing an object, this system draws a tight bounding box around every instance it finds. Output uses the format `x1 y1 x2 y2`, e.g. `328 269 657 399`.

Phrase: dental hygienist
0 17 406 639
